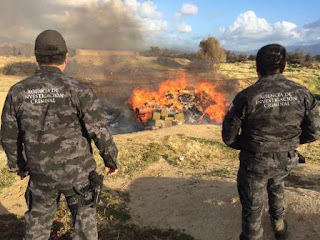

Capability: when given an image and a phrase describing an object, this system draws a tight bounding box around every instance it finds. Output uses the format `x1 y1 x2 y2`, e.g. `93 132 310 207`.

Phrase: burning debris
128 72 227 129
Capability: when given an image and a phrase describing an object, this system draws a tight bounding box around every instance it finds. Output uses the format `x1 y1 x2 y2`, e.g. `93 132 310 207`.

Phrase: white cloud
174 3 198 19
220 11 302 50
174 12 182 20
176 22 192 33
172 3 196 36
139 1 162 18
147 21 168 32
125 0 161 18
124 0 168 32
221 11 272 39
180 3 198 16
273 21 300 38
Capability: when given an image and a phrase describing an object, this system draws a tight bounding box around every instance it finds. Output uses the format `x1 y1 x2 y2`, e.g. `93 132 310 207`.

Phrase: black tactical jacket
1 66 118 183
222 74 320 152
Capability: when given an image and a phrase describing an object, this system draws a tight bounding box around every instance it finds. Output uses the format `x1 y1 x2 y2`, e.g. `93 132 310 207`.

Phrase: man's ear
256 66 261 77
65 52 69 64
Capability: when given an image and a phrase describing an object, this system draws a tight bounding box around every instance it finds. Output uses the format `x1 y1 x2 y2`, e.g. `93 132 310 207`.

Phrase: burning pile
128 72 227 128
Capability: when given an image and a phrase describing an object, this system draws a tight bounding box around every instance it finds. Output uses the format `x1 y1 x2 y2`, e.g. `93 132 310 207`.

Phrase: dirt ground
1 125 319 240
123 160 320 240
0 55 319 239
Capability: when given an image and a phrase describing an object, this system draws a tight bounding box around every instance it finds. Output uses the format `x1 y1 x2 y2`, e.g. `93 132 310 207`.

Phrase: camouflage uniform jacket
222 73 320 152
1 66 118 185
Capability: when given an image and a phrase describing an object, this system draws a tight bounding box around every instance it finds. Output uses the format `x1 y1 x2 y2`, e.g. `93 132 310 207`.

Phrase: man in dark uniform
222 44 319 240
1 30 119 239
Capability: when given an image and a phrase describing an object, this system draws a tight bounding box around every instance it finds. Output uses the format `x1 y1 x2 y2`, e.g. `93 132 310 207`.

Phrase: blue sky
146 0 320 51
1 0 319 51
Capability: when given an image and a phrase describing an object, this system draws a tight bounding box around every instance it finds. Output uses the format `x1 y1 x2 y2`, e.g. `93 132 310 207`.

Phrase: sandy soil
122 159 320 240
1 125 319 240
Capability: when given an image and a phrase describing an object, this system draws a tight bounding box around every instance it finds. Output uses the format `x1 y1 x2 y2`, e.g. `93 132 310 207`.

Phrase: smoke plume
0 0 143 50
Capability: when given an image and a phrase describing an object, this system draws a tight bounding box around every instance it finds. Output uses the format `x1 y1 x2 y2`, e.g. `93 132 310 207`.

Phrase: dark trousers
24 176 98 240
237 150 298 240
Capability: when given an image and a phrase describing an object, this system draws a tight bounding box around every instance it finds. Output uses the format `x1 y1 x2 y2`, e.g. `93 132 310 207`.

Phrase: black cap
35 30 68 56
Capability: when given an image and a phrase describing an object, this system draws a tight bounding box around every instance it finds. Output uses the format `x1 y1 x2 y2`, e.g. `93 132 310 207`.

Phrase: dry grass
93 124 320 181
217 62 257 89
285 65 320 93
0 74 24 125
0 152 15 193
0 56 34 119
218 62 320 94
92 124 240 181
298 140 320 164
159 134 238 174
0 56 35 70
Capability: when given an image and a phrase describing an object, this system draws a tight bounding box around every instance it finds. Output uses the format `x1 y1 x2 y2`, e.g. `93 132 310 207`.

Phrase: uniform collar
258 73 286 82
36 65 62 74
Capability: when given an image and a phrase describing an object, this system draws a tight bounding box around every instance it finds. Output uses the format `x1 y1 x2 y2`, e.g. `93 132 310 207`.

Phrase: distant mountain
234 43 320 56
286 43 320 55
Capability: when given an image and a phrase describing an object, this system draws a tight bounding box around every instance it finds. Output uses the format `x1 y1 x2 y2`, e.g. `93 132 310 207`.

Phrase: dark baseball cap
34 30 68 55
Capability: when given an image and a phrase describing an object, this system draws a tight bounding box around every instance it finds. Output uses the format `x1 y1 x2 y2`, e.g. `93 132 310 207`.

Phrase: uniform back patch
255 92 299 108
24 88 66 105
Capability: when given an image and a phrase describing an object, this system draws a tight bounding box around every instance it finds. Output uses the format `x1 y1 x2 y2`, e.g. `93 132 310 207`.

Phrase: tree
149 46 161 57
248 54 256 61
287 49 305 66
316 55 320 62
225 50 238 63
305 53 313 64
197 37 226 69
141 46 162 57
238 53 248 62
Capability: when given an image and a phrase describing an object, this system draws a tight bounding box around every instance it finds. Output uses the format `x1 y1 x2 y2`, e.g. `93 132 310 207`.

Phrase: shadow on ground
126 177 320 240
285 172 320 192
0 176 319 240
0 204 24 240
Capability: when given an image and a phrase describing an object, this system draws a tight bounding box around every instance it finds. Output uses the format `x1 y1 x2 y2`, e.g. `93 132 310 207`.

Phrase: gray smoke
0 0 143 50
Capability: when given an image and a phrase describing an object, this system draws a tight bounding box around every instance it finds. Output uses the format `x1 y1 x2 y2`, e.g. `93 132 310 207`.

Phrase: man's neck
257 70 282 78
39 64 66 72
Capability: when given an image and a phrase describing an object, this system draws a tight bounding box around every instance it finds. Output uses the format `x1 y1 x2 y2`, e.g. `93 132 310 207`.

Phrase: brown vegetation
195 37 226 70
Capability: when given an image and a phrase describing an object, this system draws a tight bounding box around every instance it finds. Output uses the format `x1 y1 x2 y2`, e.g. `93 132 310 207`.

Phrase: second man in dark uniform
222 44 319 240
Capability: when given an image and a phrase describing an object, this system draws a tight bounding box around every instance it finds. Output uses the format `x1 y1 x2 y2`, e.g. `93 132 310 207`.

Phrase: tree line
226 49 320 66
141 37 320 69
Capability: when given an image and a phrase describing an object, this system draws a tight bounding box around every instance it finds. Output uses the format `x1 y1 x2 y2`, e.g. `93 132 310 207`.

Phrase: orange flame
195 82 227 123
128 72 227 123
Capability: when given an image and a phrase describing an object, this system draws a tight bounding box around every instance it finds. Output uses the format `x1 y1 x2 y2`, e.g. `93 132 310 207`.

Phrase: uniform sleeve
222 93 247 150
300 92 320 144
1 92 24 172
78 87 118 169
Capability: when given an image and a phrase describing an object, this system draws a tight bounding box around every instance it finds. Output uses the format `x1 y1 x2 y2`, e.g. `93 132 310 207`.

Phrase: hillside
286 43 320 55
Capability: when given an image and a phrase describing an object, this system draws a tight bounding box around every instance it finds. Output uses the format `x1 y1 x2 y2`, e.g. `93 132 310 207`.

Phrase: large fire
128 72 227 125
